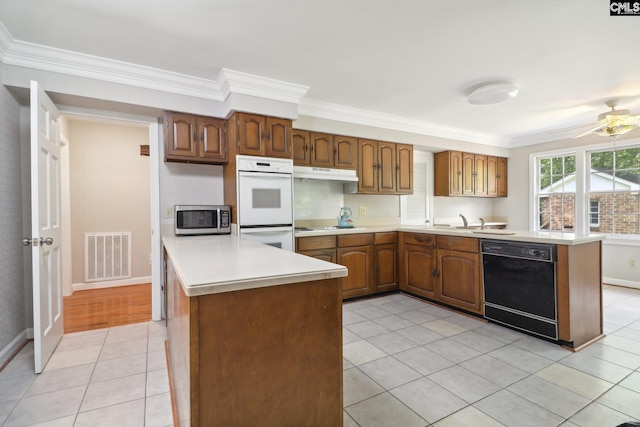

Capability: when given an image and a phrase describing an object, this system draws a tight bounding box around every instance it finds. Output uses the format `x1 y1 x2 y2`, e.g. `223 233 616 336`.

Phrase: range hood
293 166 359 182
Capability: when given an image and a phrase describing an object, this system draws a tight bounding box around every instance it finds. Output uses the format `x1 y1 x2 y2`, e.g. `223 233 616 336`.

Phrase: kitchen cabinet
164 112 227 164
399 233 482 314
396 144 414 194
435 150 507 197
334 135 358 169
373 232 398 293
337 234 373 298
399 233 437 299
436 235 481 313
357 140 413 194
293 131 357 169
297 232 396 298
229 112 292 158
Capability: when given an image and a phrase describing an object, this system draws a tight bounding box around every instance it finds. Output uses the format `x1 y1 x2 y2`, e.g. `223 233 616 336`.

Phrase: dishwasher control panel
480 240 556 262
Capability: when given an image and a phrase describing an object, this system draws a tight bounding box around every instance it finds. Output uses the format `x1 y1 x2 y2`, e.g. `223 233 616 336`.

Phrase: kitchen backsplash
294 179 400 220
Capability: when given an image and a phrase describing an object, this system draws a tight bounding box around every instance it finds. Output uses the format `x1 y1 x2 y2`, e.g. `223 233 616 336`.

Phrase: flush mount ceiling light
467 82 519 105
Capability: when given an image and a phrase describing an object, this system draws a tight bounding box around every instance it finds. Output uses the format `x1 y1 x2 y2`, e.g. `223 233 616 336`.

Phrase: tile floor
0 321 172 427
1 285 639 427
342 284 640 427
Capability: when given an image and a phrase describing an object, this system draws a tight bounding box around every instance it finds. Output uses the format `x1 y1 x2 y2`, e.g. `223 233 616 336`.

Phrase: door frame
58 106 163 321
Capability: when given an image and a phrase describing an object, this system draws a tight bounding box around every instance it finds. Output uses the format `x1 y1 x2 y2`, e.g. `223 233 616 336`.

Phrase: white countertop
163 234 348 297
295 225 604 245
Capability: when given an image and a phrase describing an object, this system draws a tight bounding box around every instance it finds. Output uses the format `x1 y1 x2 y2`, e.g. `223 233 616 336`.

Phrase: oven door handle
238 171 291 179
240 226 293 234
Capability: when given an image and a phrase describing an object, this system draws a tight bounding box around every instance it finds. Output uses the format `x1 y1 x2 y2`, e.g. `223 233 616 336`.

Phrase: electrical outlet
630 259 637 268
164 207 173 218
359 206 367 215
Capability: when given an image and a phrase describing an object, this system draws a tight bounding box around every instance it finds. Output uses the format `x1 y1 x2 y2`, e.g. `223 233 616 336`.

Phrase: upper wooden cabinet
164 112 227 164
435 150 507 197
292 130 357 169
358 140 413 195
229 112 292 159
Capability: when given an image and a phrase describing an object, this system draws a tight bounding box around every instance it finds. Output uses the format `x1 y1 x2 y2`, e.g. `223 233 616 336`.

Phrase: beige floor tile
346 392 426 427
3 385 86 427
75 398 144 427
433 406 506 427
91 352 147 383
535 363 614 400
80 372 146 412
145 392 174 427
423 318 468 337
43 346 101 372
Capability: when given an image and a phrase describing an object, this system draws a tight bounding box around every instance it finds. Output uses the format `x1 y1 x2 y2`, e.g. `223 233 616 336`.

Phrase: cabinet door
396 144 413 194
487 156 498 197
373 244 398 293
337 245 371 298
236 113 265 156
198 117 227 162
449 151 463 195
334 136 357 170
265 117 292 159
165 112 198 160
462 152 476 195
300 248 336 263
310 133 334 167
400 243 437 299
358 139 378 193
437 249 481 313
474 154 488 196
378 142 397 193
292 130 311 165
497 157 508 197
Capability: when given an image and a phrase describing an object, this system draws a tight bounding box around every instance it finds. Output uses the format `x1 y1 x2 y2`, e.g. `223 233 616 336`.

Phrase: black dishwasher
481 239 558 340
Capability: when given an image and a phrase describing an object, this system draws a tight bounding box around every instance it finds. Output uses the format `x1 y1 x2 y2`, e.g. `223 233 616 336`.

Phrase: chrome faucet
479 217 486 230
459 214 468 229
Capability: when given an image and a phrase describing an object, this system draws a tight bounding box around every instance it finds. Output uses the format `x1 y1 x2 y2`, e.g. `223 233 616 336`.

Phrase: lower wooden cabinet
399 233 482 314
297 232 398 299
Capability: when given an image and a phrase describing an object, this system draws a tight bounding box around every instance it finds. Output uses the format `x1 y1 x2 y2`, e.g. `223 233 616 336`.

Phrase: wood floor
63 283 152 333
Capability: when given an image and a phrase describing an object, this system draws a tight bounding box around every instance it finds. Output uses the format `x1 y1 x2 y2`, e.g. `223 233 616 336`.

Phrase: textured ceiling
1 0 639 146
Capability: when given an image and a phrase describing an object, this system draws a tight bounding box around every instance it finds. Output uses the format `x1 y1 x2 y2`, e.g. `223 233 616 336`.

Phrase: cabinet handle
432 270 437 278
193 131 198 142
310 144 314 153
304 144 309 152
200 132 204 143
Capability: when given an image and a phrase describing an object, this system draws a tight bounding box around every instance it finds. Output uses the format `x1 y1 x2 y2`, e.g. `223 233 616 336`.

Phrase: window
535 154 576 231
587 147 640 236
589 200 600 226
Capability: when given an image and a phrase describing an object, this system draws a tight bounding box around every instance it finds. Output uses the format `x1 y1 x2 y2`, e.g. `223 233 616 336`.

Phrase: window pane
589 193 609 233
561 194 575 231
564 155 576 175
540 158 551 176
614 170 640 190
614 214 640 235
614 192 639 214
590 169 614 191
616 147 640 170
591 151 613 170
540 176 551 193
538 196 550 230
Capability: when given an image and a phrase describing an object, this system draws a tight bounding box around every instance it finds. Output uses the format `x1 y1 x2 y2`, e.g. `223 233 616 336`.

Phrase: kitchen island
295 225 604 350
163 234 347 427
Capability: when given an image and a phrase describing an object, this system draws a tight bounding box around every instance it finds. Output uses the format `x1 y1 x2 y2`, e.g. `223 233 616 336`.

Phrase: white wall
0 65 27 365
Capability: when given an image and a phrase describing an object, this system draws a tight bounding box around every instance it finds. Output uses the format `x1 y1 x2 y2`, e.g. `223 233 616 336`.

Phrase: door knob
40 237 54 246
22 238 34 246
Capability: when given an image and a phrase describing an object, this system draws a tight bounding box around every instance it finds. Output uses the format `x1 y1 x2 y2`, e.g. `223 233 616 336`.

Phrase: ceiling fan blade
546 122 599 135
573 123 608 138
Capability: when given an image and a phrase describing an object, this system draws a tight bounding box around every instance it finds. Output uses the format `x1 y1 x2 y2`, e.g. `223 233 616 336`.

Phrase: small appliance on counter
175 205 231 235
337 207 355 228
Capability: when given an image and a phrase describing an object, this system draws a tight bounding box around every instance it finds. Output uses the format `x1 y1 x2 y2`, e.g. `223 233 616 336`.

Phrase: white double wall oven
236 155 294 251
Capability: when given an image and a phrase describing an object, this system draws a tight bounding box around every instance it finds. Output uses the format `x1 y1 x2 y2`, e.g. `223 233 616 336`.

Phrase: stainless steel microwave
174 205 231 235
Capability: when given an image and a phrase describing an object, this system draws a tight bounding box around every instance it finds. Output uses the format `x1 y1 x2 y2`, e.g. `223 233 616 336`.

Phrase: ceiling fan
573 100 640 139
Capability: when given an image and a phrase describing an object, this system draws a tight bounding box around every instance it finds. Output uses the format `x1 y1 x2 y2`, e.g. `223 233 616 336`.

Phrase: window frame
529 138 640 241
589 199 600 227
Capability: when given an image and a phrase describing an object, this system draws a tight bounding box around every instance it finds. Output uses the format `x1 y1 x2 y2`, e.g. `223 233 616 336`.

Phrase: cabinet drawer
401 232 435 247
296 236 336 251
374 232 397 245
338 233 372 247
436 235 479 253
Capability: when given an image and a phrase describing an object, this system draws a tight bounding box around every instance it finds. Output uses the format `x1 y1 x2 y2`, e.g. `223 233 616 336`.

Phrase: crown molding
217 68 309 105
0 22 11 62
298 98 511 147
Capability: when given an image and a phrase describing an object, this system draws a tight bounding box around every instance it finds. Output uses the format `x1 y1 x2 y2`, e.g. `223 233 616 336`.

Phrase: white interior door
30 81 64 373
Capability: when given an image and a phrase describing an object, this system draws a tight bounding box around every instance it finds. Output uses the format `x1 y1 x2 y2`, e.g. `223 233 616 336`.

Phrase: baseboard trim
0 330 29 370
603 277 640 290
72 276 152 292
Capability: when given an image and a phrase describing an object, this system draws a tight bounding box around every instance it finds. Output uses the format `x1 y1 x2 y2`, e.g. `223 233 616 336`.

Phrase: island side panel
557 241 603 348
166 257 197 427
196 278 343 427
